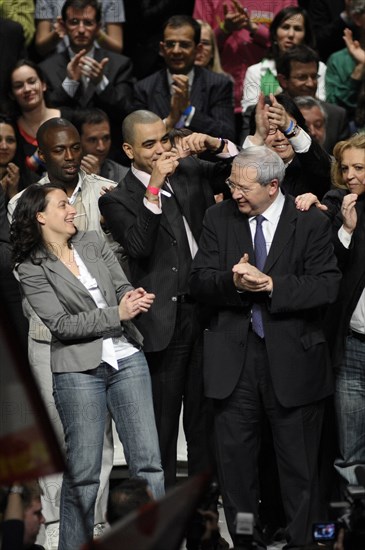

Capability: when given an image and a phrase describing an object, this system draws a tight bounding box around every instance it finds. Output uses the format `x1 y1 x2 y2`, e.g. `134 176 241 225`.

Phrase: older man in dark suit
133 15 235 142
189 145 341 548
99 109 238 488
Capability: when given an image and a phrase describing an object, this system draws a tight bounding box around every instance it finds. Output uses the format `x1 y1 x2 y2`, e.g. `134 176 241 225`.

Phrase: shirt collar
249 189 285 225
131 165 151 188
68 45 95 59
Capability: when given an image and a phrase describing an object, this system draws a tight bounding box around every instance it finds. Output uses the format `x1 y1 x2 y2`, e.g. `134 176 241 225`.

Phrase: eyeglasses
226 179 257 195
268 126 279 135
163 40 194 50
66 18 97 27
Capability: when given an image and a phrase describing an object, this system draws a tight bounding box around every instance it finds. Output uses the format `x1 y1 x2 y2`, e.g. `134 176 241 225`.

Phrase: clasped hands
118 288 155 321
67 48 109 84
232 253 273 293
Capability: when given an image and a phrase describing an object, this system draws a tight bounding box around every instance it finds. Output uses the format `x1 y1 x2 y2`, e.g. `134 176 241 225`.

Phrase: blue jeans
335 334 365 485
53 351 164 550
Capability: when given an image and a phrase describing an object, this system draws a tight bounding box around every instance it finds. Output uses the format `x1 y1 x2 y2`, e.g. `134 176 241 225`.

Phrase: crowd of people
1 1 365 549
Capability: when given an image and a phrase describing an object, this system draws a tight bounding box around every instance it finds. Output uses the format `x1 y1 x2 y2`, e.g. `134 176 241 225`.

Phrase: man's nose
155 142 165 154
65 147 74 160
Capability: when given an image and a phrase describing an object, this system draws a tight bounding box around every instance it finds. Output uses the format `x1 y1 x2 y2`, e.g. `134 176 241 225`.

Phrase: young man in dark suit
39 0 133 153
99 109 238 488
189 145 341 548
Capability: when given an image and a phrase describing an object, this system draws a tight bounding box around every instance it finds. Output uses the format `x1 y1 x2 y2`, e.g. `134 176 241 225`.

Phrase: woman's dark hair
0 112 27 188
0 113 18 136
9 59 49 113
267 7 316 61
249 93 309 136
11 183 69 267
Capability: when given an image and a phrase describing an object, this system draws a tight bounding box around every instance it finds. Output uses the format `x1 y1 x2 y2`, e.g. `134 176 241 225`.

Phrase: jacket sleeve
99 190 162 259
16 237 128 342
269 212 342 312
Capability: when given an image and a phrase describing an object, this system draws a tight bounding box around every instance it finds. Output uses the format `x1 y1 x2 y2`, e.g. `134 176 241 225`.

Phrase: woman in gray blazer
11 183 164 550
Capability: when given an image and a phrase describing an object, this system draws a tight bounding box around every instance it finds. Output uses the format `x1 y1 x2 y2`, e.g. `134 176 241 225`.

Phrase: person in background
193 0 298 142
35 0 125 57
323 134 365 491
38 0 133 160
11 183 164 550
275 45 350 154
294 96 327 148
73 108 128 182
194 20 226 74
1 481 45 550
295 133 365 219
0 0 34 47
9 60 64 184
106 478 153 525
0 18 25 110
308 0 355 62
133 15 235 141
242 6 326 113
244 93 332 199
325 0 365 123
0 115 24 202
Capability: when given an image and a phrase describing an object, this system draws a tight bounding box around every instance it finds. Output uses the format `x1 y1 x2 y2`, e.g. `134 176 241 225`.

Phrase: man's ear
159 41 166 58
277 73 288 90
122 142 133 161
269 179 279 196
37 147 46 164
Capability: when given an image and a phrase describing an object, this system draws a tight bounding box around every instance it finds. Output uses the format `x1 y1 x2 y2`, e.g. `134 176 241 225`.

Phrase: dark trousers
214 330 324 549
145 303 213 487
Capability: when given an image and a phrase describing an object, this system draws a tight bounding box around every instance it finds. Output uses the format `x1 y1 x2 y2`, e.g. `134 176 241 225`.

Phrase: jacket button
171 296 177 302
171 240 177 246
172 267 178 272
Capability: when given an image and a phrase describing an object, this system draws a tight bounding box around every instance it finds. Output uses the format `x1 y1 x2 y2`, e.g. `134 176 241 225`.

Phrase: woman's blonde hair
331 133 365 189
196 20 226 74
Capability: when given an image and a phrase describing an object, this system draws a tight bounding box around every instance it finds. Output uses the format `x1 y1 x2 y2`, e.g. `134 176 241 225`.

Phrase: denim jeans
53 351 164 550
335 334 365 485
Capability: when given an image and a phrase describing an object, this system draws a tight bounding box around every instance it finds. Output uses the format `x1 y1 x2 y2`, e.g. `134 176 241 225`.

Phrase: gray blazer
17 230 143 373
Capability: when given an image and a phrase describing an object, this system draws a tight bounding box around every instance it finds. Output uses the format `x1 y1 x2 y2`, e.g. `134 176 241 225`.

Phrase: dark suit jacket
0 18 25 107
322 101 350 155
308 0 351 62
39 48 133 119
326 194 365 368
17 230 143 373
189 195 341 407
98 156 233 352
133 66 236 142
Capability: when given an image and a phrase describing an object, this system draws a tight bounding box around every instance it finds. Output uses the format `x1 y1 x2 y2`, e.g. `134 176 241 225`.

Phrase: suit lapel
265 197 297 273
152 70 171 117
232 207 255 261
190 68 205 111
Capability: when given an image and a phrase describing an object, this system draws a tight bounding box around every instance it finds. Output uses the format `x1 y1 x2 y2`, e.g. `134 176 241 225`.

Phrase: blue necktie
251 215 267 338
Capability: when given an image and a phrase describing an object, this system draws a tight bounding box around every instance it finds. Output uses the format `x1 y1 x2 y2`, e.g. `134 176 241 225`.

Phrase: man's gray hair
294 96 327 122
233 146 286 186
